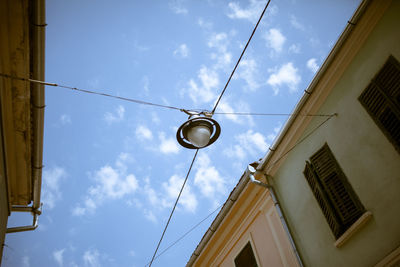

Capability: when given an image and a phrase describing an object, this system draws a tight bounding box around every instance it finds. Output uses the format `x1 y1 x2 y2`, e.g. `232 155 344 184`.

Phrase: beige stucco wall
193 184 299 267
271 1 400 266
216 193 298 267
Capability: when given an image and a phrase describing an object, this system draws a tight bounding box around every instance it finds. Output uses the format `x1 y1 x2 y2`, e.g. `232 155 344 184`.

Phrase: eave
0 0 45 226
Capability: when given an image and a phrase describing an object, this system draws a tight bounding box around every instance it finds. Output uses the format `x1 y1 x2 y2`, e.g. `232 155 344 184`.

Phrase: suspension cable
148 149 199 267
211 0 271 115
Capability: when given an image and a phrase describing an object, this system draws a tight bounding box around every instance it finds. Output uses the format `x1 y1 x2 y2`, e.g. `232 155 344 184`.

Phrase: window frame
358 55 400 153
233 239 259 267
303 143 365 240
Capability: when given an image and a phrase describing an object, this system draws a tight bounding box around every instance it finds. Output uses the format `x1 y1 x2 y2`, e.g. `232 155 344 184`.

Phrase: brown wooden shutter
303 161 343 238
359 56 400 152
310 145 364 231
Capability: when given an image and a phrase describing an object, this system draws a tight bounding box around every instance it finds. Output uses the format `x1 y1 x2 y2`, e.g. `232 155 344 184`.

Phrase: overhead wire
268 113 337 169
0 73 335 118
144 203 223 267
148 149 199 267
0 2 331 265
210 0 271 115
213 112 334 117
148 3 271 263
143 115 337 266
0 73 185 112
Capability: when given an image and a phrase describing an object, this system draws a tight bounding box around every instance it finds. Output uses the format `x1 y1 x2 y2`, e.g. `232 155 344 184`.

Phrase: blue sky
4 0 360 266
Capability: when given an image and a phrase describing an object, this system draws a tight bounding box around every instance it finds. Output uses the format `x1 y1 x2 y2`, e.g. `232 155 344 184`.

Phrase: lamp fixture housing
176 114 221 149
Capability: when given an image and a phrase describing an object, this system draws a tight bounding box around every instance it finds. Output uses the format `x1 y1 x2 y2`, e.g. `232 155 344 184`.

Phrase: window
359 55 400 153
303 144 365 239
234 242 258 267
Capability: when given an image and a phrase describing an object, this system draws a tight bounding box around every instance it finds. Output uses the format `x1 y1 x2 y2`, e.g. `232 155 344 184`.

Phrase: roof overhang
0 0 45 223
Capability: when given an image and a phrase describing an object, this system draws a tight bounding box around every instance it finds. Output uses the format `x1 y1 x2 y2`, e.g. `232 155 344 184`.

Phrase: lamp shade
176 115 221 149
186 125 212 148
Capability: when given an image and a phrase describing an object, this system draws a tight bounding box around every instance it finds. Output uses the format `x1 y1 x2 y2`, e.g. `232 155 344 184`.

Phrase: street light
176 111 221 149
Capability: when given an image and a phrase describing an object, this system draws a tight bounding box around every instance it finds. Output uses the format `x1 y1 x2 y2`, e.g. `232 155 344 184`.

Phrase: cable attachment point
181 109 199 116
199 110 212 118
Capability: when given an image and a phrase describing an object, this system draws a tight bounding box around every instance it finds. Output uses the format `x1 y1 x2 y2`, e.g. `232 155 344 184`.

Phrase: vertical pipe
249 172 304 267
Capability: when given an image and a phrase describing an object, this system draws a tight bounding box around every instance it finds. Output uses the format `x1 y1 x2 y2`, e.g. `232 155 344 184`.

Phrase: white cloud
104 105 125 124
309 37 320 47
194 153 226 202
218 101 240 123
289 44 301 54
238 130 268 152
197 18 213 30
307 58 319 73
267 123 282 142
162 175 198 212
264 28 286 53
169 0 188 14
133 41 150 52
83 249 100 267
159 132 180 154
227 0 266 23
141 174 197 219
136 125 153 141
236 58 260 91
72 153 138 216
142 76 150 93
267 62 301 94
208 32 232 70
185 66 219 104
174 43 189 58
60 114 71 125
224 130 268 160
53 249 65 267
22 256 30 267
143 209 157 223
199 66 219 90
290 15 305 31
144 178 159 207
208 32 228 52
42 167 67 210
151 112 161 124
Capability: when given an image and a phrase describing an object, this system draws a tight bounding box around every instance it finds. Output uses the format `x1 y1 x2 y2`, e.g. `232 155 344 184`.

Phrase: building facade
0 0 45 263
188 0 400 266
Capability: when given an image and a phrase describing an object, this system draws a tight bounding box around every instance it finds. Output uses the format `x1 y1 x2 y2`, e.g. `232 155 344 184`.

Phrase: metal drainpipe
248 167 304 267
6 207 41 233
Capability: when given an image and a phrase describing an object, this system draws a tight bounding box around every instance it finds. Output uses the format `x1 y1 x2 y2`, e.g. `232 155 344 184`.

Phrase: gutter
6 0 45 234
186 1 370 265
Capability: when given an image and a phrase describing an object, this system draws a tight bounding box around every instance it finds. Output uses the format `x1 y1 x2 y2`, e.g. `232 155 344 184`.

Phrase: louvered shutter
310 145 364 235
303 161 343 238
359 56 400 152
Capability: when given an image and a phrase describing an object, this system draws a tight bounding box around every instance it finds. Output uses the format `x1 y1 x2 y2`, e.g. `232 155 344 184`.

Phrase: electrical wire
0 73 335 118
0 73 185 112
146 113 336 266
213 112 334 117
144 203 223 267
269 113 337 168
211 0 271 115
148 149 199 267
